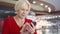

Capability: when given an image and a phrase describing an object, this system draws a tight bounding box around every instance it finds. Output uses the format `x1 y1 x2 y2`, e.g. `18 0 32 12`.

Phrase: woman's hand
20 23 30 34
26 23 35 34
20 23 35 34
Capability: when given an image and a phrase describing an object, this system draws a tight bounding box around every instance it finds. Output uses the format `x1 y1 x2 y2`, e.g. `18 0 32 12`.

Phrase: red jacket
2 17 37 34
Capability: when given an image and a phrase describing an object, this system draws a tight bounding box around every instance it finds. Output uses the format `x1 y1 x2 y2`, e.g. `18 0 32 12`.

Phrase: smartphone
30 21 36 27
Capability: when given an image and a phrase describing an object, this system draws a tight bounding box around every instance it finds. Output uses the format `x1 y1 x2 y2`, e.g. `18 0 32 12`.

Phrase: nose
23 10 26 14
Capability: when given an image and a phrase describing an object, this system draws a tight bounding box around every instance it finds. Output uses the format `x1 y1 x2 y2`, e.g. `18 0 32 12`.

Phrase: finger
31 23 35 28
26 26 35 34
26 23 35 33
26 23 35 30
26 26 33 32
26 23 33 30
26 23 31 27
23 23 29 27
21 23 28 32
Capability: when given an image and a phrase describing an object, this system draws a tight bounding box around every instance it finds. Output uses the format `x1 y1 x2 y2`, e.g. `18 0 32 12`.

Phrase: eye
20 8 29 12
26 10 29 11
21 8 25 11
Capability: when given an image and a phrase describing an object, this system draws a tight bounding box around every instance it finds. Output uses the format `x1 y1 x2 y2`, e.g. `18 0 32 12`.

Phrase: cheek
17 10 22 13
26 12 29 15
27 11 30 14
16 11 21 15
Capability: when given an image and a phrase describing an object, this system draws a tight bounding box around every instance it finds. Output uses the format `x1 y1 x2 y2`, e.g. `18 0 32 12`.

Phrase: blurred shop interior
0 0 60 34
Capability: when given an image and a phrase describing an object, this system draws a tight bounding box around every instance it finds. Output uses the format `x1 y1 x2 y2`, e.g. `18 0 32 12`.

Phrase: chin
21 16 25 18
18 15 26 19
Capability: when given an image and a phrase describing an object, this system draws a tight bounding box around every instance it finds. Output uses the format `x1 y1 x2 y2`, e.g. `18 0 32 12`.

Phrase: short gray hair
15 0 31 11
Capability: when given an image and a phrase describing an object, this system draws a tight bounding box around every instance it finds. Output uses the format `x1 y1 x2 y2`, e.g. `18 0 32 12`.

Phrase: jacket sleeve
34 29 37 34
2 18 10 34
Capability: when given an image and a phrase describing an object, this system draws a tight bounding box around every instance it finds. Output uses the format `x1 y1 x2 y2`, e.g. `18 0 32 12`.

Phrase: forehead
21 3 29 9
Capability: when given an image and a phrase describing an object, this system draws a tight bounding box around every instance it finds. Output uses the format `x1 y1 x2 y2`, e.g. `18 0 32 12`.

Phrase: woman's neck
14 15 25 27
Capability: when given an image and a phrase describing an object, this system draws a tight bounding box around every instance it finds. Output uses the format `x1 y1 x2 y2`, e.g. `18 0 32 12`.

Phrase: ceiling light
40 3 43 6
45 5 48 8
33 1 36 4
58 15 60 17
48 7 51 12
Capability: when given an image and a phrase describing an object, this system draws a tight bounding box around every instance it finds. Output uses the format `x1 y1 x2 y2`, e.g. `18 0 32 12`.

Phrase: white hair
15 0 31 11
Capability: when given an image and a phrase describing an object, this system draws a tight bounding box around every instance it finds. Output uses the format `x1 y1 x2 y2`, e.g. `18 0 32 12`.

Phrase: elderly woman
2 0 37 34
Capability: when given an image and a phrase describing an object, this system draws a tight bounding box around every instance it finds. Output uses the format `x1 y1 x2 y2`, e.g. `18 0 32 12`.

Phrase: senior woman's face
16 3 30 18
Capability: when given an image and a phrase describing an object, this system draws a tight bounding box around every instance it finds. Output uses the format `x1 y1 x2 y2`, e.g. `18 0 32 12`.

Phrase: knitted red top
2 17 37 34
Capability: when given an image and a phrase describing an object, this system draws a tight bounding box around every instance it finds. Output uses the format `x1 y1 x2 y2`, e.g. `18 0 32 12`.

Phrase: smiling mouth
22 14 25 16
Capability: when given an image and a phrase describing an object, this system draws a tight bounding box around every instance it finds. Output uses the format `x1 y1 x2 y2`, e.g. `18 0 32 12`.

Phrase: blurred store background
0 0 60 34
